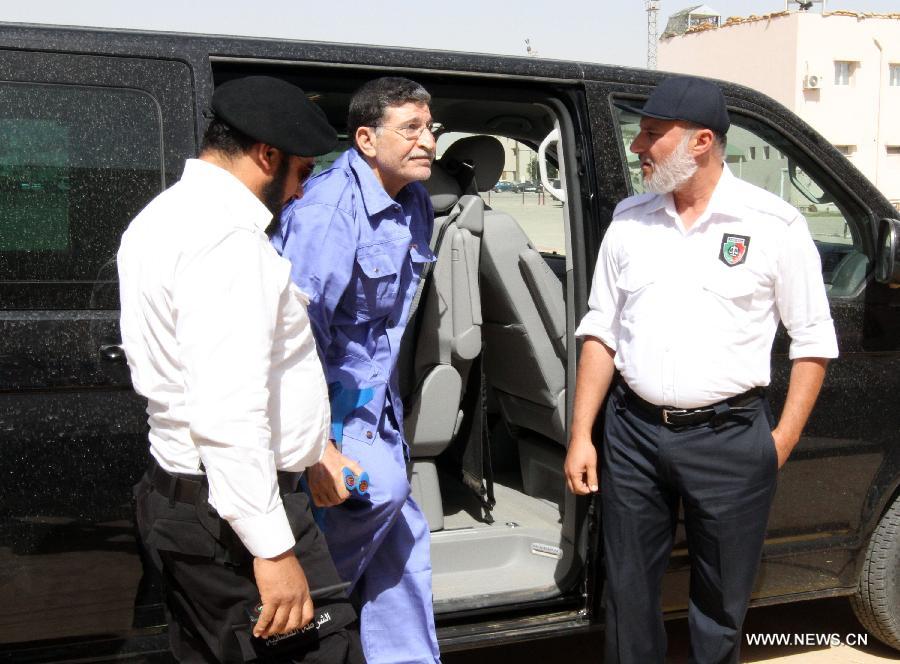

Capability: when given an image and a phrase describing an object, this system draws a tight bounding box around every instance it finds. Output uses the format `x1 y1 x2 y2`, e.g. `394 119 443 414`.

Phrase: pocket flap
147 518 217 558
409 242 436 264
616 269 655 294
356 251 397 279
704 273 756 300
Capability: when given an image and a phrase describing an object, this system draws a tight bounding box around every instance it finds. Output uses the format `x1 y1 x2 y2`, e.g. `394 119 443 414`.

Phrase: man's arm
564 337 616 495
770 214 838 468
175 230 313 638
771 357 828 468
276 199 365 505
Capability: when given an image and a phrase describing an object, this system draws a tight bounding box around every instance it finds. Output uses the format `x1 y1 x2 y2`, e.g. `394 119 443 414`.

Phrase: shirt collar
646 163 745 230
701 164 746 221
346 148 410 217
181 158 274 233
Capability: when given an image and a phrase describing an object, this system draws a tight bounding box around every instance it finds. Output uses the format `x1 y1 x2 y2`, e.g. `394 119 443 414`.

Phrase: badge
719 233 750 267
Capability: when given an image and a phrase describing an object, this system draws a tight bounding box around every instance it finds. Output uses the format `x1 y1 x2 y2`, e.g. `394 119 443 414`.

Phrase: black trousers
134 461 364 663
601 383 778 664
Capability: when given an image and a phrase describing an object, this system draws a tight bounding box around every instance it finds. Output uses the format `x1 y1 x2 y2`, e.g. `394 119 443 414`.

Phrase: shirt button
388 318 396 327
366 430 373 439
373 267 379 274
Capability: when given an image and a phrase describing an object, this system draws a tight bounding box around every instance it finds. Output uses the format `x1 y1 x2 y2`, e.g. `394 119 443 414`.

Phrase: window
890 64 900 87
437 132 566 256
835 145 856 156
886 146 900 156
834 61 856 86
0 82 164 308
613 103 868 298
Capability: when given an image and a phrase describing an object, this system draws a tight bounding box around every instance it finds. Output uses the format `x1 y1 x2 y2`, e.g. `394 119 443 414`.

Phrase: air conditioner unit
804 74 823 89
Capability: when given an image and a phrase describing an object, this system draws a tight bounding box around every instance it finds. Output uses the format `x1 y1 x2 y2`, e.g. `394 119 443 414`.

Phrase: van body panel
0 21 897 659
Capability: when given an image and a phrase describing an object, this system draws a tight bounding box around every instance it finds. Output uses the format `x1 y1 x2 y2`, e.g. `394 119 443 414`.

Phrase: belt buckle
662 408 689 425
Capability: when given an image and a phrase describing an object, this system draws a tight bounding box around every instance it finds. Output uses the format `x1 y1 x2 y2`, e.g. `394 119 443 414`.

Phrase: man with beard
564 76 838 664
119 76 364 663
271 76 441 664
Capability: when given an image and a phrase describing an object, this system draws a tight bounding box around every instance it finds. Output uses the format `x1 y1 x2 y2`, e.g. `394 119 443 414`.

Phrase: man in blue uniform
272 77 440 664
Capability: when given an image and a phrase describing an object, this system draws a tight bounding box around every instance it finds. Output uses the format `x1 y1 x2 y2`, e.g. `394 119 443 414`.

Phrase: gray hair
347 77 431 145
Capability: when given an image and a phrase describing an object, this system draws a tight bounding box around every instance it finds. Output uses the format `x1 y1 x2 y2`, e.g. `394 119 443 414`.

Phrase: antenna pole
646 1 660 69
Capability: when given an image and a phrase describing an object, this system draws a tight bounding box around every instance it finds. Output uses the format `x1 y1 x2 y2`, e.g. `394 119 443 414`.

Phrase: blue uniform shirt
272 148 435 449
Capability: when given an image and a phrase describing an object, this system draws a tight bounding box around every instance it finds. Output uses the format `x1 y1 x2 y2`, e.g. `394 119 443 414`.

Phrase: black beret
617 75 730 136
211 76 338 157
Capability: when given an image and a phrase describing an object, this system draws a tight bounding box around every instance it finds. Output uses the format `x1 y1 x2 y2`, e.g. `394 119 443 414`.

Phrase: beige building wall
659 13 800 110
659 12 900 205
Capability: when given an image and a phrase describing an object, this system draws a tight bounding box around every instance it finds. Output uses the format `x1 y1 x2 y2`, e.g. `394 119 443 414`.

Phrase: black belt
621 383 765 427
147 456 303 505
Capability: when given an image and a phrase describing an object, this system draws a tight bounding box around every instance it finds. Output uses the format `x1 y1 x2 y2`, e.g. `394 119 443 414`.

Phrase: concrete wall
659 13 800 110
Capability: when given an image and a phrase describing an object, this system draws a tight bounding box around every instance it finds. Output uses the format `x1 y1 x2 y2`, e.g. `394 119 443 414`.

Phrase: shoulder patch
613 192 660 219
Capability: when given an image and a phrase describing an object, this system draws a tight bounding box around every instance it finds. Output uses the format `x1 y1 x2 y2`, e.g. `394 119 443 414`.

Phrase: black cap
211 76 338 157
617 75 730 135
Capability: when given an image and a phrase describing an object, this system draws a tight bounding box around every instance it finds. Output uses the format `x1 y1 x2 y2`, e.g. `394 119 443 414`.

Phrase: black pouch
232 597 357 662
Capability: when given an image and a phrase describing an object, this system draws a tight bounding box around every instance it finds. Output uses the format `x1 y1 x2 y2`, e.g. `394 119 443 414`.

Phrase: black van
1 22 898 661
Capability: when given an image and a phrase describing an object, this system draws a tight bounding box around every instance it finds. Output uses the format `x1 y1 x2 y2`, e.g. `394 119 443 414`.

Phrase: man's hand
770 357 829 470
306 440 364 507
252 551 313 638
564 337 615 496
565 437 599 495
770 427 798 469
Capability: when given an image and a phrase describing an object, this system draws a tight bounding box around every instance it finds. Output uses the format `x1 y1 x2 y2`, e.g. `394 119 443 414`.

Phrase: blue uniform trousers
601 382 778 664
323 416 440 664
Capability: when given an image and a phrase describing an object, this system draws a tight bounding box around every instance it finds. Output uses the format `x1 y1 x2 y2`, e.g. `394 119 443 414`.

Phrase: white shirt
575 165 839 409
118 159 329 558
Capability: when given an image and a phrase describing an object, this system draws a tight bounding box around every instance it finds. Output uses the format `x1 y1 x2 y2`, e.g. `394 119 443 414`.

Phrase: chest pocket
702 271 757 329
354 247 401 321
615 266 657 323
409 241 436 274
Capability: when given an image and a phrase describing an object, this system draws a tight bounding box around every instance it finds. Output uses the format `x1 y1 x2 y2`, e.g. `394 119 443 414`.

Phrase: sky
4 1 900 68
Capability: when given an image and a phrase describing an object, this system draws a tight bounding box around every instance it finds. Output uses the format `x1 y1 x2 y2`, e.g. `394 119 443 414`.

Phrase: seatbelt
405 203 458 328
462 350 496 521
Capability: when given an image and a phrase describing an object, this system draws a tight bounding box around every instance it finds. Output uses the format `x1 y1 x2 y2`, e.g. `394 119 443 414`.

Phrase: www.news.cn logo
746 632 869 647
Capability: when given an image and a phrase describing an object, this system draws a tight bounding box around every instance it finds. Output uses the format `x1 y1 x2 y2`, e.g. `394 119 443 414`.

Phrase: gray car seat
477 169 568 504
403 136 507 531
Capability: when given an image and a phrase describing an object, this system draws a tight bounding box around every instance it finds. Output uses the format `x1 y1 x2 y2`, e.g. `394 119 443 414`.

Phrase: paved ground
445 597 899 663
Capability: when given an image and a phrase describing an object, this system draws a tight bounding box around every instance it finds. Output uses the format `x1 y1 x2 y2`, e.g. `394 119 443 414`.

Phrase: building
659 7 900 206
662 4 722 36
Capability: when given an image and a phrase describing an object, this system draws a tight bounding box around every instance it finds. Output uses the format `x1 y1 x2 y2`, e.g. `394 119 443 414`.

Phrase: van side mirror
875 218 900 285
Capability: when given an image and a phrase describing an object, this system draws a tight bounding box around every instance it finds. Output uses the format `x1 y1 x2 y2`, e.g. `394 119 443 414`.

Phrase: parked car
516 180 540 193
492 180 517 192
1 21 899 661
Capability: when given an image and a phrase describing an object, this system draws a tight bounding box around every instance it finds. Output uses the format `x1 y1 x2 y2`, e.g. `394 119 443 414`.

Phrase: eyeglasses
371 121 441 141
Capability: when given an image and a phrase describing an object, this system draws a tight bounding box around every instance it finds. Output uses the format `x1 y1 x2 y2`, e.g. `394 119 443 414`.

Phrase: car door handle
99 344 126 363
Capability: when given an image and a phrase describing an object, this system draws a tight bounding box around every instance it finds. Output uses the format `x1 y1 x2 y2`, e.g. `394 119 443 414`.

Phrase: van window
438 133 566 256
614 106 868 298
0 81 165 309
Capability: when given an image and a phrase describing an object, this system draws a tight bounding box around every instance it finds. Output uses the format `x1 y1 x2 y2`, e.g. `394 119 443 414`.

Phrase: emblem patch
719 233 750 267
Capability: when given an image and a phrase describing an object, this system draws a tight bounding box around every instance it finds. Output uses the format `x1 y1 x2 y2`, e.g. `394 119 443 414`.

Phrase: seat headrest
422 160 462 213
441 135 505 193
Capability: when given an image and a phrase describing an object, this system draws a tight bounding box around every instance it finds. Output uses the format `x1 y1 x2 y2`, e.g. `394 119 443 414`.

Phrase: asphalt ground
444 597 900 663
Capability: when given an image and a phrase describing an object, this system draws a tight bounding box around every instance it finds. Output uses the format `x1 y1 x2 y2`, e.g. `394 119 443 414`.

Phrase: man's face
367 102 435 194
630 118 698 194
261 153 316 215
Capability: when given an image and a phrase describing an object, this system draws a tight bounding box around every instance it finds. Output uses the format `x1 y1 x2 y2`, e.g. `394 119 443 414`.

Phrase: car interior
213 64 582 615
